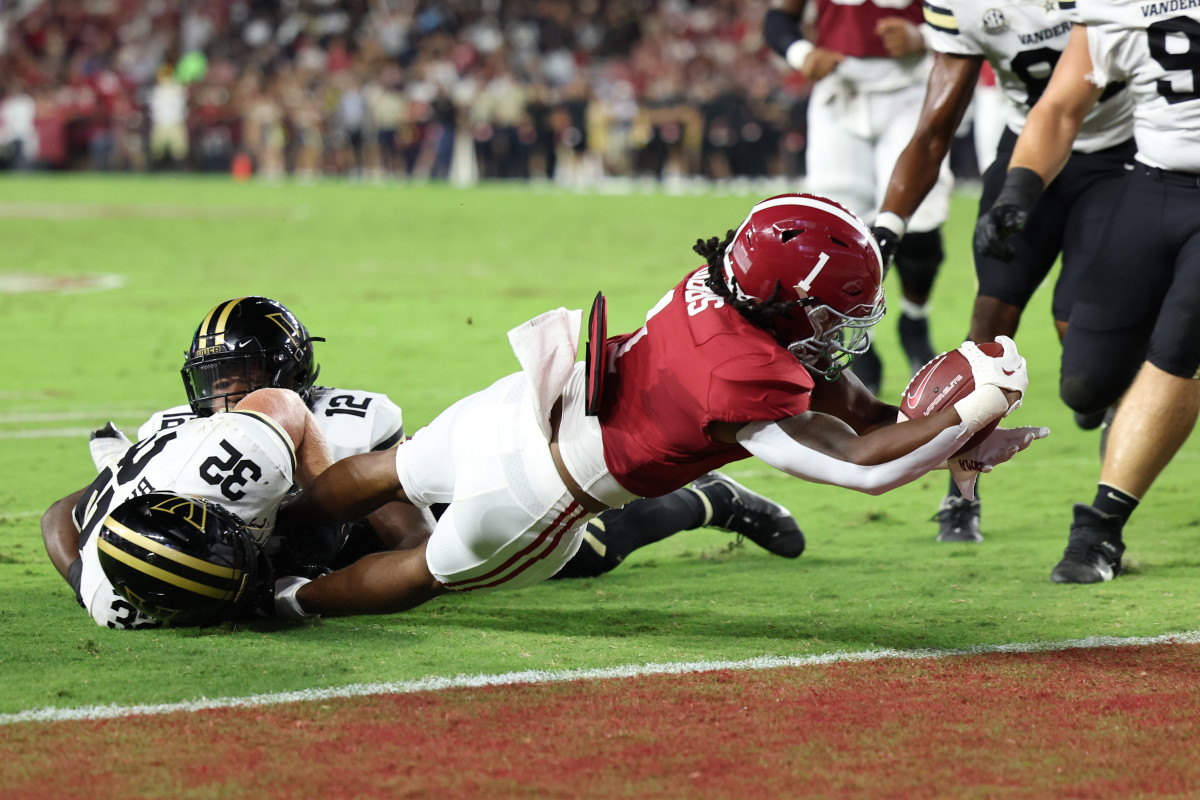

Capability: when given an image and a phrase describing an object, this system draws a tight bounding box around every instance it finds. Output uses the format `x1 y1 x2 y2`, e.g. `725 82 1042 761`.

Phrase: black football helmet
96 492 265 627
181 296 324 415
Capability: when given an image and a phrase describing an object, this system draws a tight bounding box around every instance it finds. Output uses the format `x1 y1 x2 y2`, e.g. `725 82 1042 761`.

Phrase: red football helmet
722 193 885 376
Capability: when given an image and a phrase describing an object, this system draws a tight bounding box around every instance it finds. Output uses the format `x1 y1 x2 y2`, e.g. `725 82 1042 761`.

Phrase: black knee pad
894 229 945 297
1060 327 1144 414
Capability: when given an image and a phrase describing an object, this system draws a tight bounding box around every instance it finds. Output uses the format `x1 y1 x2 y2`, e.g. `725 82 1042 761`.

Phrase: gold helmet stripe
198 297 249 347
98 535 236 600
102 516 239 578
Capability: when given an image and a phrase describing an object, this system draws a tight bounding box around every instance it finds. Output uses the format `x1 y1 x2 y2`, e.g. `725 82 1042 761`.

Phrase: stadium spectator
261 194 1043 620
872 0 1136 542
974 7 1200 584
148 64 189 169
762 0 952 395
0 0 806 183
0 78 38 168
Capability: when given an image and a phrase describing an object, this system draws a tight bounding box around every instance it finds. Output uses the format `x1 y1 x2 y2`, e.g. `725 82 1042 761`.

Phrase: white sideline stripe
4 630 1199 726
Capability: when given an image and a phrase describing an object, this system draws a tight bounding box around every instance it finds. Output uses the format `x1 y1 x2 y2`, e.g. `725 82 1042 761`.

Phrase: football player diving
41 387 336 629
260 193 1048 621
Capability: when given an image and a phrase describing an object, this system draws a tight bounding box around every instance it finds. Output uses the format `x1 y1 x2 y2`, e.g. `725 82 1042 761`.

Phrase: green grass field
1 175 1197 719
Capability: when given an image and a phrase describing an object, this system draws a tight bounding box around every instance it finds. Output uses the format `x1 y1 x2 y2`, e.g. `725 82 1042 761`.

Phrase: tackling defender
872 0 1136 541
977 1 1200 582
262 194 1045 621
41 388 334 628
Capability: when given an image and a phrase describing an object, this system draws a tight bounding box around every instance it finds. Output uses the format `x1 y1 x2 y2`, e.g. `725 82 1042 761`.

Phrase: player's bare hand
802 48 845 81
875 17 925 58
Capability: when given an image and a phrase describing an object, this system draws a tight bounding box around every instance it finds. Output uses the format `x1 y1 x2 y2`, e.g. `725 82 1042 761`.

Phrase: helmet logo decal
265 312 302 347
794 251 831 298
149 496 208 532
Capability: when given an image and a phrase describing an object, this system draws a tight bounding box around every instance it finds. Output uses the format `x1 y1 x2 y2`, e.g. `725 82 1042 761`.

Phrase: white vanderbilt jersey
75 411 296 629
138 387 404 462
1068 0 1200 171
924 0 1136 150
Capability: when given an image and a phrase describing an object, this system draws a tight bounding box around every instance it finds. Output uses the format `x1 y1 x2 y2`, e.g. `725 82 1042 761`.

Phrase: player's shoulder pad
138 404 196 441
311 385 404 449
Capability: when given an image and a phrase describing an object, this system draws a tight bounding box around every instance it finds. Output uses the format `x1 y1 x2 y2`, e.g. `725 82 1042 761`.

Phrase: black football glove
973 167 1045 263
871 225 901 273
973 203 1028 262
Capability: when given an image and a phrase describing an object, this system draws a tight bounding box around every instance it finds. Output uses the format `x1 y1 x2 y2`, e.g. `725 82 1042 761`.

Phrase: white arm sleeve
736 420 969 496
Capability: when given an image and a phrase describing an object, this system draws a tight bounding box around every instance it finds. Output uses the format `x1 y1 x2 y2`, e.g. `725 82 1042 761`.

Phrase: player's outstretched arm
808 367 902 435
726 340 1035 494
285 541 446 617
41 488 85 584
878 52 983 244
280 449 414 531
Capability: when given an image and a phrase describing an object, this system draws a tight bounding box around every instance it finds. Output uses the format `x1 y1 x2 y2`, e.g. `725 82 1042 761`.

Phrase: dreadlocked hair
694 230 813 334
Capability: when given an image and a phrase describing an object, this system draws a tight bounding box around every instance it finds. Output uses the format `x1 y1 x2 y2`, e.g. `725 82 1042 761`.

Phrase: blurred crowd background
0 0 980 184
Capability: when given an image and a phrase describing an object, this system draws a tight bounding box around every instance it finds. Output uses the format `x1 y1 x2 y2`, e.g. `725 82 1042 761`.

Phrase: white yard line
0 427 110 440
0 409 156 441
4 630 1197 726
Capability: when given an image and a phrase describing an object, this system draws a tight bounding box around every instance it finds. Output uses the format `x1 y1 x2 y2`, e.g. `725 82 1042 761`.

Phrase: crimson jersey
599 267 816 497
814 0 924 58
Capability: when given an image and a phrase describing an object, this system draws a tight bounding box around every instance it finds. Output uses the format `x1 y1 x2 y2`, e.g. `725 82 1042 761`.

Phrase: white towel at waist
507 307 583 441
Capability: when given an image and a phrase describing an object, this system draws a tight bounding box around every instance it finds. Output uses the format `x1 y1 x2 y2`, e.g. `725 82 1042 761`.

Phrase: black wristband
993 167 1045 213
763 8 803 58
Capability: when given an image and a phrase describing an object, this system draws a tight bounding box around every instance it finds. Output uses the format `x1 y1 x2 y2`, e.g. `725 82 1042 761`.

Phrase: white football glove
274 576 318 620
88 421 133 472
946 425 1050 500
959 335 1028 413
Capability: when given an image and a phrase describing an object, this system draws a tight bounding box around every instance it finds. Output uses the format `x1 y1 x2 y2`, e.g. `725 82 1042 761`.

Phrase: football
898 341 1005 456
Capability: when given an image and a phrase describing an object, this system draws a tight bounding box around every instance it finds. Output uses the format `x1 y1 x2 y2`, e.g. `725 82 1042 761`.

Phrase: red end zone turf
4 643 1199 799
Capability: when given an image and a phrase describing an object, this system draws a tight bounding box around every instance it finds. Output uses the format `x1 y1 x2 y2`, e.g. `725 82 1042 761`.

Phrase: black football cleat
934 495 982 542
691 472 805 558
1051 503 1125 584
